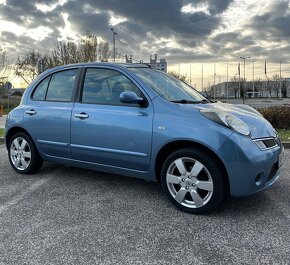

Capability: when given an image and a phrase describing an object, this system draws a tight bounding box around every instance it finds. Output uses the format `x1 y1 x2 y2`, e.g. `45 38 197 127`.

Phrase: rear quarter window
32 76 50 101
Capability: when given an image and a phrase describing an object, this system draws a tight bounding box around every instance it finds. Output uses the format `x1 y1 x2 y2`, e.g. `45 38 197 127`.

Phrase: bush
258 106 290 129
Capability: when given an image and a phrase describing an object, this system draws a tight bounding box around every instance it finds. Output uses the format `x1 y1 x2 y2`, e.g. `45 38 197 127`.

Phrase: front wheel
161 148 225 214
8 132 43 174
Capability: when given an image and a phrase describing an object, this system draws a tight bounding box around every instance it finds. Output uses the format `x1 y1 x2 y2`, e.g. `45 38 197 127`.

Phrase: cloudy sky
0 0 290 88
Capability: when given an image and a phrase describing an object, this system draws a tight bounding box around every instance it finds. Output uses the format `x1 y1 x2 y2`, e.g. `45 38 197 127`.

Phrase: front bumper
218 133 284 197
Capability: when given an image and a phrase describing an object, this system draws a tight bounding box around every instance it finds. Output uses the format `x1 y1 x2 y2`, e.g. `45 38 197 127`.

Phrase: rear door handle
25 110 37 115
74 113 89 119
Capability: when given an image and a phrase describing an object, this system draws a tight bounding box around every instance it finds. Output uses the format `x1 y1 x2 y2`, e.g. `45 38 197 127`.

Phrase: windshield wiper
170 99 209 104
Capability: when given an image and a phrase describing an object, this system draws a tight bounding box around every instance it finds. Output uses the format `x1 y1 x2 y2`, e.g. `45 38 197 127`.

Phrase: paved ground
0 115 6 129
0 145 289 265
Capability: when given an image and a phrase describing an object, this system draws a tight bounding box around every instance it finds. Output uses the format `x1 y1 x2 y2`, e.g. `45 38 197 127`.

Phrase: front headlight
200 110 250 136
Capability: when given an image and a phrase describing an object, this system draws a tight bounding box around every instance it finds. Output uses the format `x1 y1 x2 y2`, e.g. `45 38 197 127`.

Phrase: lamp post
110 28 117 62
240 56 250 104
252 59 255 97
213 63 216 99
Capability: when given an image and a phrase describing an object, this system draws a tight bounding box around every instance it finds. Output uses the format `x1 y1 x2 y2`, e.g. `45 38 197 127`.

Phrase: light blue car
5 63 284 214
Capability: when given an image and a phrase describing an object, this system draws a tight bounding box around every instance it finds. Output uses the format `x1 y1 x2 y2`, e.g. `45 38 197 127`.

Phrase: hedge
258 106 290 129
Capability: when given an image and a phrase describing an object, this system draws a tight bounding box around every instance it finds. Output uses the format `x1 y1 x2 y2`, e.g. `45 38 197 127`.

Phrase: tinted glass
46 69 77 102
32 76 50 101
82 68 143 105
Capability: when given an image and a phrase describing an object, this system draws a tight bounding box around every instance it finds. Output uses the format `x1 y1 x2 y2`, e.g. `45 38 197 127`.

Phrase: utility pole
279 60 282 98
226 62 228 98
240 56 250 104
238 62 241 98
110 28 117 62
252 60 255 97
201 64 204 93
265 60 268 100
213 63 216 99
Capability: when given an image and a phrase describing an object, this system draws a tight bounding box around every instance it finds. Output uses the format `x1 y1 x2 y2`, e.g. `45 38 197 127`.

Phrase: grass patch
277 129 290 142
0 128 4 138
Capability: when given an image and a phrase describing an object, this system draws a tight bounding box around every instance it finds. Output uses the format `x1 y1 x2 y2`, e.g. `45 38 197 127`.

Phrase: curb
0 137 4 145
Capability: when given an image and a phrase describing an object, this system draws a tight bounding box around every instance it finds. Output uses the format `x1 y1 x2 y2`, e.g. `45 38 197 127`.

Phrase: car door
24 69 78 158
70 67 153 171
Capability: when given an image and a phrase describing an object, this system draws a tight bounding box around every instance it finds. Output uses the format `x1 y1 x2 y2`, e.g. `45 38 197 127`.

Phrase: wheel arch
6 126 33 149
155 140 230 195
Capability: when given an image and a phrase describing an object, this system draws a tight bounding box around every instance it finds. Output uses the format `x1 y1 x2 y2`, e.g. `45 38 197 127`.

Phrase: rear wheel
8 132 43 174
161 148 225 214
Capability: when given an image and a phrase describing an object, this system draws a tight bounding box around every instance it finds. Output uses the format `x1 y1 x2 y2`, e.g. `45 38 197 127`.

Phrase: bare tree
229 76 246 98
230 76 240 98
0 47 8 86
51 40 79 66
168 71 189 83
98 41 112 62
281 78 288 98
264 77 272 98
79 32 98 62
271 74 280 98
15 50 44 84
254 78 263 97
14 33 115 84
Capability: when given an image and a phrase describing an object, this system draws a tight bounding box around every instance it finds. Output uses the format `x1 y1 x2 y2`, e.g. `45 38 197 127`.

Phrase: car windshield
129 67 208 103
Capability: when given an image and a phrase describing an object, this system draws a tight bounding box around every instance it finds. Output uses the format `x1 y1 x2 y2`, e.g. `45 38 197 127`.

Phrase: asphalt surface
0 145 289 265
0 114 6 129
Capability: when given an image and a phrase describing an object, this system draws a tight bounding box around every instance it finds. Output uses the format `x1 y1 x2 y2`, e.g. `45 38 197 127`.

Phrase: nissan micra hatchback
5 63 284 214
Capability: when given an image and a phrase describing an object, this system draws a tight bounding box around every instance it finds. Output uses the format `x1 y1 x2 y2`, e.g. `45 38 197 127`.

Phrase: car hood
194 102 276 139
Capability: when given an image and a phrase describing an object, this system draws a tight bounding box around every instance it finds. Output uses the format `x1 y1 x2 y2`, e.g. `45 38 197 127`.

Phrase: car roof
45 62 151 72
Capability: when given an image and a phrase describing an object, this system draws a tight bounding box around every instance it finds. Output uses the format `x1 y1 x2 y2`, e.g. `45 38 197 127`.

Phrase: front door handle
74 113 89 119
25 110 37 115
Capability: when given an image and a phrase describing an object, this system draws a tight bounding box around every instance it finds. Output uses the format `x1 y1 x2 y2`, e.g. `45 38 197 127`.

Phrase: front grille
254 137 279 150
263 138 277 148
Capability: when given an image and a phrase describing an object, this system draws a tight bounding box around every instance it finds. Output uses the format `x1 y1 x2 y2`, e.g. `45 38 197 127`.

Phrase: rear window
32 69 78 102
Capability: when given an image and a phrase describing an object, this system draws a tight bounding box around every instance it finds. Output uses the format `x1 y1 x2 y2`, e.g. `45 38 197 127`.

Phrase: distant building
148 54 167 72
125 54 167 72
207 79 290 98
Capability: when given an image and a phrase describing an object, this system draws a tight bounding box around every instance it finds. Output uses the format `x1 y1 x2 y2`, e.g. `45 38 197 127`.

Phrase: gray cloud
1 0 289 65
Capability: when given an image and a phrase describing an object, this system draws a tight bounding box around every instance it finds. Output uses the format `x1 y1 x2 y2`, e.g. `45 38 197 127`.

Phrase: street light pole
240 56 250 104
252 60 255 96
213 63 216 99
110 28 117 62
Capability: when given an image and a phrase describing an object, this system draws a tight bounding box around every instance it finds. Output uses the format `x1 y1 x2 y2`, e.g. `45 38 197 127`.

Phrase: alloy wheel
10 137 32 171
166 157 213 208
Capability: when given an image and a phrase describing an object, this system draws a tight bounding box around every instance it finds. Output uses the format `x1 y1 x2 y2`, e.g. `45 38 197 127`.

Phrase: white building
149 54 167 72
207 79 290 98
125 54 167 72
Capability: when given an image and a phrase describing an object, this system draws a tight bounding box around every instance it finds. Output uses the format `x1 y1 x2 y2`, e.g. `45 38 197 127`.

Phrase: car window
32 76 50 101
81 68 143 106
130 68 206 102
46 69 77 102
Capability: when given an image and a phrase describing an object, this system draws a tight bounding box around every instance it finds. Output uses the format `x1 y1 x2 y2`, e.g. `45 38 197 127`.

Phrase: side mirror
120 91 145 105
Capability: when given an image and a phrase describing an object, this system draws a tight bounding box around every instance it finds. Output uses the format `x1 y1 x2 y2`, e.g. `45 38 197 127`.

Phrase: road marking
0 178 48 215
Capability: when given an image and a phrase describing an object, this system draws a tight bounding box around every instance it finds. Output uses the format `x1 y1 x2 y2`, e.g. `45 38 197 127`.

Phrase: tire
161 148 225 214
8 132 43 174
